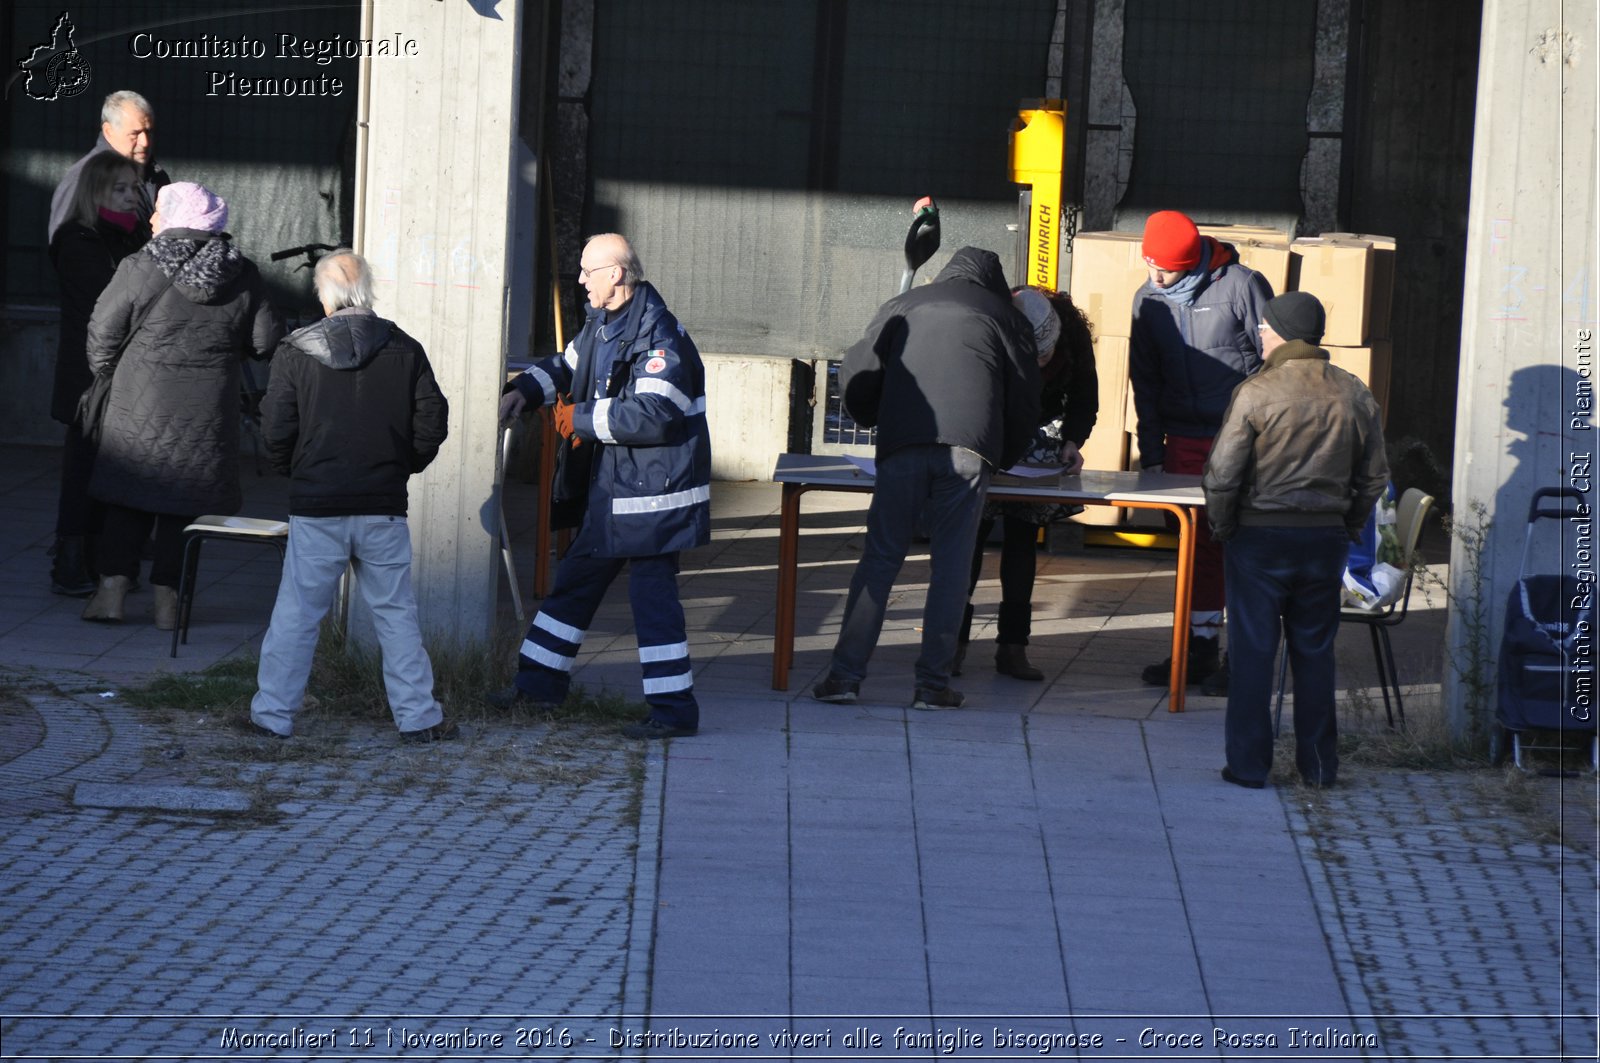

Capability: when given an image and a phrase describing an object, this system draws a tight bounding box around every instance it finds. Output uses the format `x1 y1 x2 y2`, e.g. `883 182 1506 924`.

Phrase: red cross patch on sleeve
644 351 668 374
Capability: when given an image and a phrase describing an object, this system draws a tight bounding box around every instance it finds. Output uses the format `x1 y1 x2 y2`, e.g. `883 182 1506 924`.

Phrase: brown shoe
82 575 132 622
399 718 461 744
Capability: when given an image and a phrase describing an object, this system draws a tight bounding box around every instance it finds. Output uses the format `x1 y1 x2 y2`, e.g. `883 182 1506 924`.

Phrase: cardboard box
1196 225 1293 294
1322 232 1396 340
1068 231 1150 340
1226 237 1293 295
1075 334 1130 525
1290 237 1376 346
1326 339 1394 424
1198 223 1291 242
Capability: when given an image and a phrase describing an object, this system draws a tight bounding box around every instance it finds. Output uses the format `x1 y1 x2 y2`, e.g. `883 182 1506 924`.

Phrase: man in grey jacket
48 89 169 241
1202 292 1388 789
249 250 455 744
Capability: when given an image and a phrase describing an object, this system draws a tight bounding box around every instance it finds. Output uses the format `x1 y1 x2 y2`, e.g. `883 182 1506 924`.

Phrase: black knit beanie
1263 291 1326 344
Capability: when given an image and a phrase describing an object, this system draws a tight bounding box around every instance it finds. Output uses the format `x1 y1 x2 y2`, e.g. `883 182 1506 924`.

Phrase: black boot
1141 635 1221 686
995 643 1044 681
50 536 96 597
1201 654 1230 696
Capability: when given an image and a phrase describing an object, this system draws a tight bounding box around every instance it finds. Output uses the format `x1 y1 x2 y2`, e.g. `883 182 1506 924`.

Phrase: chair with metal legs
171 516 289 657
1274 488 1436 734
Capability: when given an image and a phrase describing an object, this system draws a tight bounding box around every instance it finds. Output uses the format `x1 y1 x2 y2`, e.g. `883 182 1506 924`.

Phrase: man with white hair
492 232 711 740
249 250 455 743
49 89 169 240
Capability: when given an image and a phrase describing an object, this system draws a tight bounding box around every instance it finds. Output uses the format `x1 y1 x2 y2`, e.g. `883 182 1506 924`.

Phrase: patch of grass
1268 688 1476 794
122 657 258 725
1279 686 1598 856
116 623 651 798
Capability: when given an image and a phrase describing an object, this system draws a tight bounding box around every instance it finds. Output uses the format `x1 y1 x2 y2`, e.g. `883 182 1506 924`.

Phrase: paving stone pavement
4 441 1599 1062
1286 771 1598 1060
0 676 653 1062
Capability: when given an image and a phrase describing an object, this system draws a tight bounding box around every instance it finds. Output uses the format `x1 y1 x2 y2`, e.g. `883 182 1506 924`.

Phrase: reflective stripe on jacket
513 281 712 557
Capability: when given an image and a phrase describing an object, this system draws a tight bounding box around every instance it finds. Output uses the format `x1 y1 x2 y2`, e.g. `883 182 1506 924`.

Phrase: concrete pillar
355 0 524 645
1449 1 1595 737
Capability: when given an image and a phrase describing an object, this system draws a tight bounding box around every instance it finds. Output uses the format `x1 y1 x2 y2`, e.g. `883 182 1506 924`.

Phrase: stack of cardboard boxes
1065 226 1395 525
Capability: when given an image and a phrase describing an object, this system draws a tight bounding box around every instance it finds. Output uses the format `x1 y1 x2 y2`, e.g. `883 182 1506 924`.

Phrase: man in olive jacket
1202 292 1388 789
249 250 455 743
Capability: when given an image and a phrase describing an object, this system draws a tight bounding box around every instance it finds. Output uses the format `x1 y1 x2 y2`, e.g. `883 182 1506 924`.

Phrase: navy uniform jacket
512 281 711 558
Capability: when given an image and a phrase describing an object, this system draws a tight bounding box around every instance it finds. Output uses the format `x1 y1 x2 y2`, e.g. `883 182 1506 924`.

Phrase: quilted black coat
85 228 282 515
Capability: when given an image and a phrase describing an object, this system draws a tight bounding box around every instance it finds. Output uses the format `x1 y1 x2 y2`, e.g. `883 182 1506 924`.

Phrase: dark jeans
962 514 1040 645
831 444 990 690
98 505 192 587
1223 525 1350 785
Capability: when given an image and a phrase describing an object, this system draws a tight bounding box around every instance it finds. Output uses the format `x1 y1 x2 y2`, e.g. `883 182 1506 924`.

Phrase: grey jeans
251 515 443 736
830 444 991 689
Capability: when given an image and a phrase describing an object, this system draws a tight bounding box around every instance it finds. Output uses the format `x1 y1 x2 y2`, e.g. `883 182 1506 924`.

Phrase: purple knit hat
156 182 228 233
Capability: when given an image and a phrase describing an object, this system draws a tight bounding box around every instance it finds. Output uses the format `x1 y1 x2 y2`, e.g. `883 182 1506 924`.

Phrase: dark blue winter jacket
512 281 711 557
1129 241 1273 466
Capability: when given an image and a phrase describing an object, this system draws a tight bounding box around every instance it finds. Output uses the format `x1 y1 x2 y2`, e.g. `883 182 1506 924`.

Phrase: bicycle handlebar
269 242 340 262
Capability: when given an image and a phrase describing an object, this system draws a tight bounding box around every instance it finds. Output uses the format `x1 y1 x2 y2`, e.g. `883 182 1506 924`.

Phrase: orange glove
553 393 581 446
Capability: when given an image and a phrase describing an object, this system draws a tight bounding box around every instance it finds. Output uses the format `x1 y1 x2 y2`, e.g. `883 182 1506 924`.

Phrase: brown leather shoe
399 718 461 744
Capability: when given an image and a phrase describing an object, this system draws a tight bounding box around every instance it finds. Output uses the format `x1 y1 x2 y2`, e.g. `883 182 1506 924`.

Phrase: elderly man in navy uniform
492 233 711 739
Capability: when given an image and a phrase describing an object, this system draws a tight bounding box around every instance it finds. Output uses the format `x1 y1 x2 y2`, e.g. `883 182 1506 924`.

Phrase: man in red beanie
1129 209 1274 694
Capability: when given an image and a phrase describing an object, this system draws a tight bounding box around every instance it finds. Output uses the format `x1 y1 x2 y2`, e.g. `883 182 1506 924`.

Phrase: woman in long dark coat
48 150 149 596
957 288 1099 680
81 182 282 627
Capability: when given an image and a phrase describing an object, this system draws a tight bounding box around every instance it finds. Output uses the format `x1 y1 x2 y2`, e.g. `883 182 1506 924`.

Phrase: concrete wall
702 355 797 482
0 319 60 444
1449 0 1596 735
355 0 524 646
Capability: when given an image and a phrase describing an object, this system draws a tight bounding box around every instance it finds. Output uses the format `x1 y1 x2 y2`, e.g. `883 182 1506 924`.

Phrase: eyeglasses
579 261 618 281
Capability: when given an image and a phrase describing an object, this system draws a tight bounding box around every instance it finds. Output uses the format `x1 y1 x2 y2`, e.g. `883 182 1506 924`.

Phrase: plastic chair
171 515 289 657
1274 488 1436 734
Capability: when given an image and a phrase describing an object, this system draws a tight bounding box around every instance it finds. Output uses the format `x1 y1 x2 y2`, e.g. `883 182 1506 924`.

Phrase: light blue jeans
251 515 443 736
830 444 991 690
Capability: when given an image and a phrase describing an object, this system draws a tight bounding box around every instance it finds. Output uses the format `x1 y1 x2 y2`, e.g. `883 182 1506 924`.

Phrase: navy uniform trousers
512 534 698 730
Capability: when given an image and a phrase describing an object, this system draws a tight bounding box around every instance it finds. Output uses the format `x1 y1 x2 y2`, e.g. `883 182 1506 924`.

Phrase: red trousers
1165 434 1225 617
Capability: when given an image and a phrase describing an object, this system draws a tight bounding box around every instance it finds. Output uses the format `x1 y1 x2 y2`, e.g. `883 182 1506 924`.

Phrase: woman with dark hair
47 150 149 596
81 181 282 628
957 288 1099 680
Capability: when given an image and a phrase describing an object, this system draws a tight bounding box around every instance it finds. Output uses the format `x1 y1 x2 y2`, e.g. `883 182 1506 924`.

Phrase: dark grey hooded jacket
261 307 449 517
86 228 281 515
839 246 1040 470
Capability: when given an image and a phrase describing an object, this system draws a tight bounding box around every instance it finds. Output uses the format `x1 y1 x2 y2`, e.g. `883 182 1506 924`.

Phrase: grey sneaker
911 685 965 711
812 675 860 703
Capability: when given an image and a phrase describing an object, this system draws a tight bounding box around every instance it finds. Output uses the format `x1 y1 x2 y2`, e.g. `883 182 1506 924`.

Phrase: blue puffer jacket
1129 240 1273 466
512 281 711 557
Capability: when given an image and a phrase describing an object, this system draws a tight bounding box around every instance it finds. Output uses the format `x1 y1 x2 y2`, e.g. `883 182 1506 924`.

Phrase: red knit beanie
1141 210 1202 270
